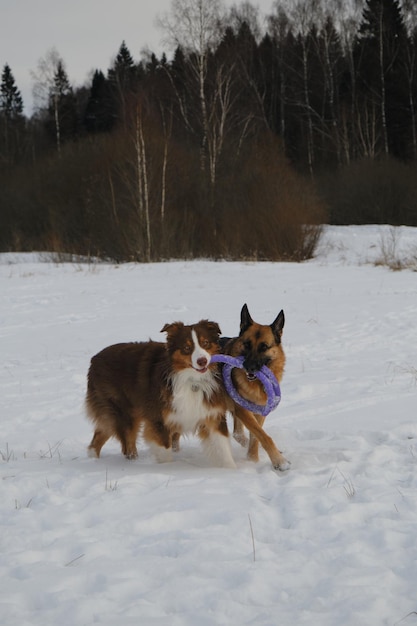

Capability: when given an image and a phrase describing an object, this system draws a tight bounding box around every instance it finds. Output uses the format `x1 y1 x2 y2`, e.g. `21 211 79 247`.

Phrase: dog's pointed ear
271 310 285 339
161 321 184 336
240 303 254 335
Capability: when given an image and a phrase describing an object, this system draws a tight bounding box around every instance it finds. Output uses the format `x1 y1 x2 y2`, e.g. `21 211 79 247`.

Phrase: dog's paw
233 431 249 447
273 458 291 472
149 442 173 463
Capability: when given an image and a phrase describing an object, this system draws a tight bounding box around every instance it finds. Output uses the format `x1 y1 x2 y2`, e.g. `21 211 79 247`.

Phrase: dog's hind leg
102 399 140 460
118 425 140 460
232 417 249 447
88 428 111 458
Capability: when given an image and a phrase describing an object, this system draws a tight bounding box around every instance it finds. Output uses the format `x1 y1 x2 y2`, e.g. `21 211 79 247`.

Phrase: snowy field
1 225 417 626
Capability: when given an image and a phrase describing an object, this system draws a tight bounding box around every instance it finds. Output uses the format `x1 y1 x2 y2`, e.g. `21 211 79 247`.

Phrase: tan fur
221 304 290 470
85 321 235 468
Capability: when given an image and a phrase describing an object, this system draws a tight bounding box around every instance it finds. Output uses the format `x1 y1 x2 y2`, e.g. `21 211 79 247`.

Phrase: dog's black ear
240 303 254 335
271 310 285 339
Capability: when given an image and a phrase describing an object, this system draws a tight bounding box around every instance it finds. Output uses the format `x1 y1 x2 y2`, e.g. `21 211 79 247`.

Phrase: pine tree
108 41 136 89
0 64 24 118
106 41 138 125
84 70 115 133
358 0 406 42
355 0 411 158
0 64 25 166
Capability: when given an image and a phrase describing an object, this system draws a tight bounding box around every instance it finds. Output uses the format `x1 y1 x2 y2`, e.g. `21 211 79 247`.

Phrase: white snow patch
1 226 417 626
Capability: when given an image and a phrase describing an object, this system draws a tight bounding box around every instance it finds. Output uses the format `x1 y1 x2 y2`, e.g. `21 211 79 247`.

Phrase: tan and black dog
220 304 290 471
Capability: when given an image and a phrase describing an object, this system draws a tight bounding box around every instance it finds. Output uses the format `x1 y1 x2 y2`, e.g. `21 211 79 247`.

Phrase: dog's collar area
211 354 281 417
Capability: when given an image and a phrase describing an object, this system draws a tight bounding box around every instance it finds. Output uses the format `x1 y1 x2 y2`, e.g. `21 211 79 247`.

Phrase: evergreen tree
355 0 411 158
107 41 138 124
265 7 293 144
0 64 25 166
108 40 136 91
358 0 406 42
84 70 115 133
0 64 24 118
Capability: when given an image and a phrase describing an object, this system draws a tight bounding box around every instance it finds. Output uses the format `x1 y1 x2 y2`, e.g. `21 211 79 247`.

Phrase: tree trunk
135 106 151 262
54 92 61 156
378 7 389 156
301 39 314 177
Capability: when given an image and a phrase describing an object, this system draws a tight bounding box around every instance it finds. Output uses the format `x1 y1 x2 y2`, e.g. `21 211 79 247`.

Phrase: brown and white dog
85 320 236 468
220 304 290 471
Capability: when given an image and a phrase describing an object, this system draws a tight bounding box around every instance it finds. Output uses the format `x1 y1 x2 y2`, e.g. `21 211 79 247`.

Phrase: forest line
1 0 417 261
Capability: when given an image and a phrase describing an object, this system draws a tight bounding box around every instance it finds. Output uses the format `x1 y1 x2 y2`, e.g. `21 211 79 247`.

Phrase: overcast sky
1 0 275 116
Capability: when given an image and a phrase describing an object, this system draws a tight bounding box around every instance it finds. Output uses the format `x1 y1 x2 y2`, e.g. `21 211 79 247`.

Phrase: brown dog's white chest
167 369 222 433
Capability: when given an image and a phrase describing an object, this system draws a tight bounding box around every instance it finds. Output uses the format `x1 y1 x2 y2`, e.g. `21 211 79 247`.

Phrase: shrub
215 133 327 260
318 157 417 226
0 128 326 262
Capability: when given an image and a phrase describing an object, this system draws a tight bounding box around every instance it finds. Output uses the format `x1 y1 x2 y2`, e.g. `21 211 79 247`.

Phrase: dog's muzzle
243 357 270 381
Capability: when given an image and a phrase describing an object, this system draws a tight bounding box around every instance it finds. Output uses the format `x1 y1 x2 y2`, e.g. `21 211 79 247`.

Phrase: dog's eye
243 340 252 351
182 344 192 354
201 340 210 349
258 342 269 353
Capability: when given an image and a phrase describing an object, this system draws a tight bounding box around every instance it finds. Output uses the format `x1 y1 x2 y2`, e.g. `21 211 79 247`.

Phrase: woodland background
1 0 417 262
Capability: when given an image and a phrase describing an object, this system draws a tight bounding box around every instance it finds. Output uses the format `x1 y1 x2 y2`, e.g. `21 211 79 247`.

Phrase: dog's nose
243 359 255 373
197 357 208 368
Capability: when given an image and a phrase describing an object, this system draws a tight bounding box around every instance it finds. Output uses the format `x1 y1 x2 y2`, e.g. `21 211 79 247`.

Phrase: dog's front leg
247 413 265 462
234 406 290 471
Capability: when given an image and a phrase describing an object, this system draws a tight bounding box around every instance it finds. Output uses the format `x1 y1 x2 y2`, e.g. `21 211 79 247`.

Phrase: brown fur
221 304 290 470
86 320 236 468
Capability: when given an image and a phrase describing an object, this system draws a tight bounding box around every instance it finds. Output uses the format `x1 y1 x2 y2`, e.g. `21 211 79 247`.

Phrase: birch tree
158 0 226 183
135 104 151 262
31 49 75 154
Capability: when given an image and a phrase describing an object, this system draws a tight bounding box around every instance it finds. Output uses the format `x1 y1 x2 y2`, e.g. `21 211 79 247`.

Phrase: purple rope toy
211 354 281 417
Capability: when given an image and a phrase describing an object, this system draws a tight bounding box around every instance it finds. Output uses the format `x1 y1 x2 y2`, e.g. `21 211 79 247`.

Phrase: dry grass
374 227 417 271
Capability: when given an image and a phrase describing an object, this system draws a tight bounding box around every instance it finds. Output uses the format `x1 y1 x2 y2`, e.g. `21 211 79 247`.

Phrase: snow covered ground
1 225 417 626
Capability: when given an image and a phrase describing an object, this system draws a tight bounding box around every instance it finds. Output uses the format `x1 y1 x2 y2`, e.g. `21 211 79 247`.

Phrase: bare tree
282 0 323 176
158 0 226 178
159 101 173 224
403 0 417 157
339 13 361 164
31 48 62 110
228 1 262 40
31 48 73 154
135 104 151 262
